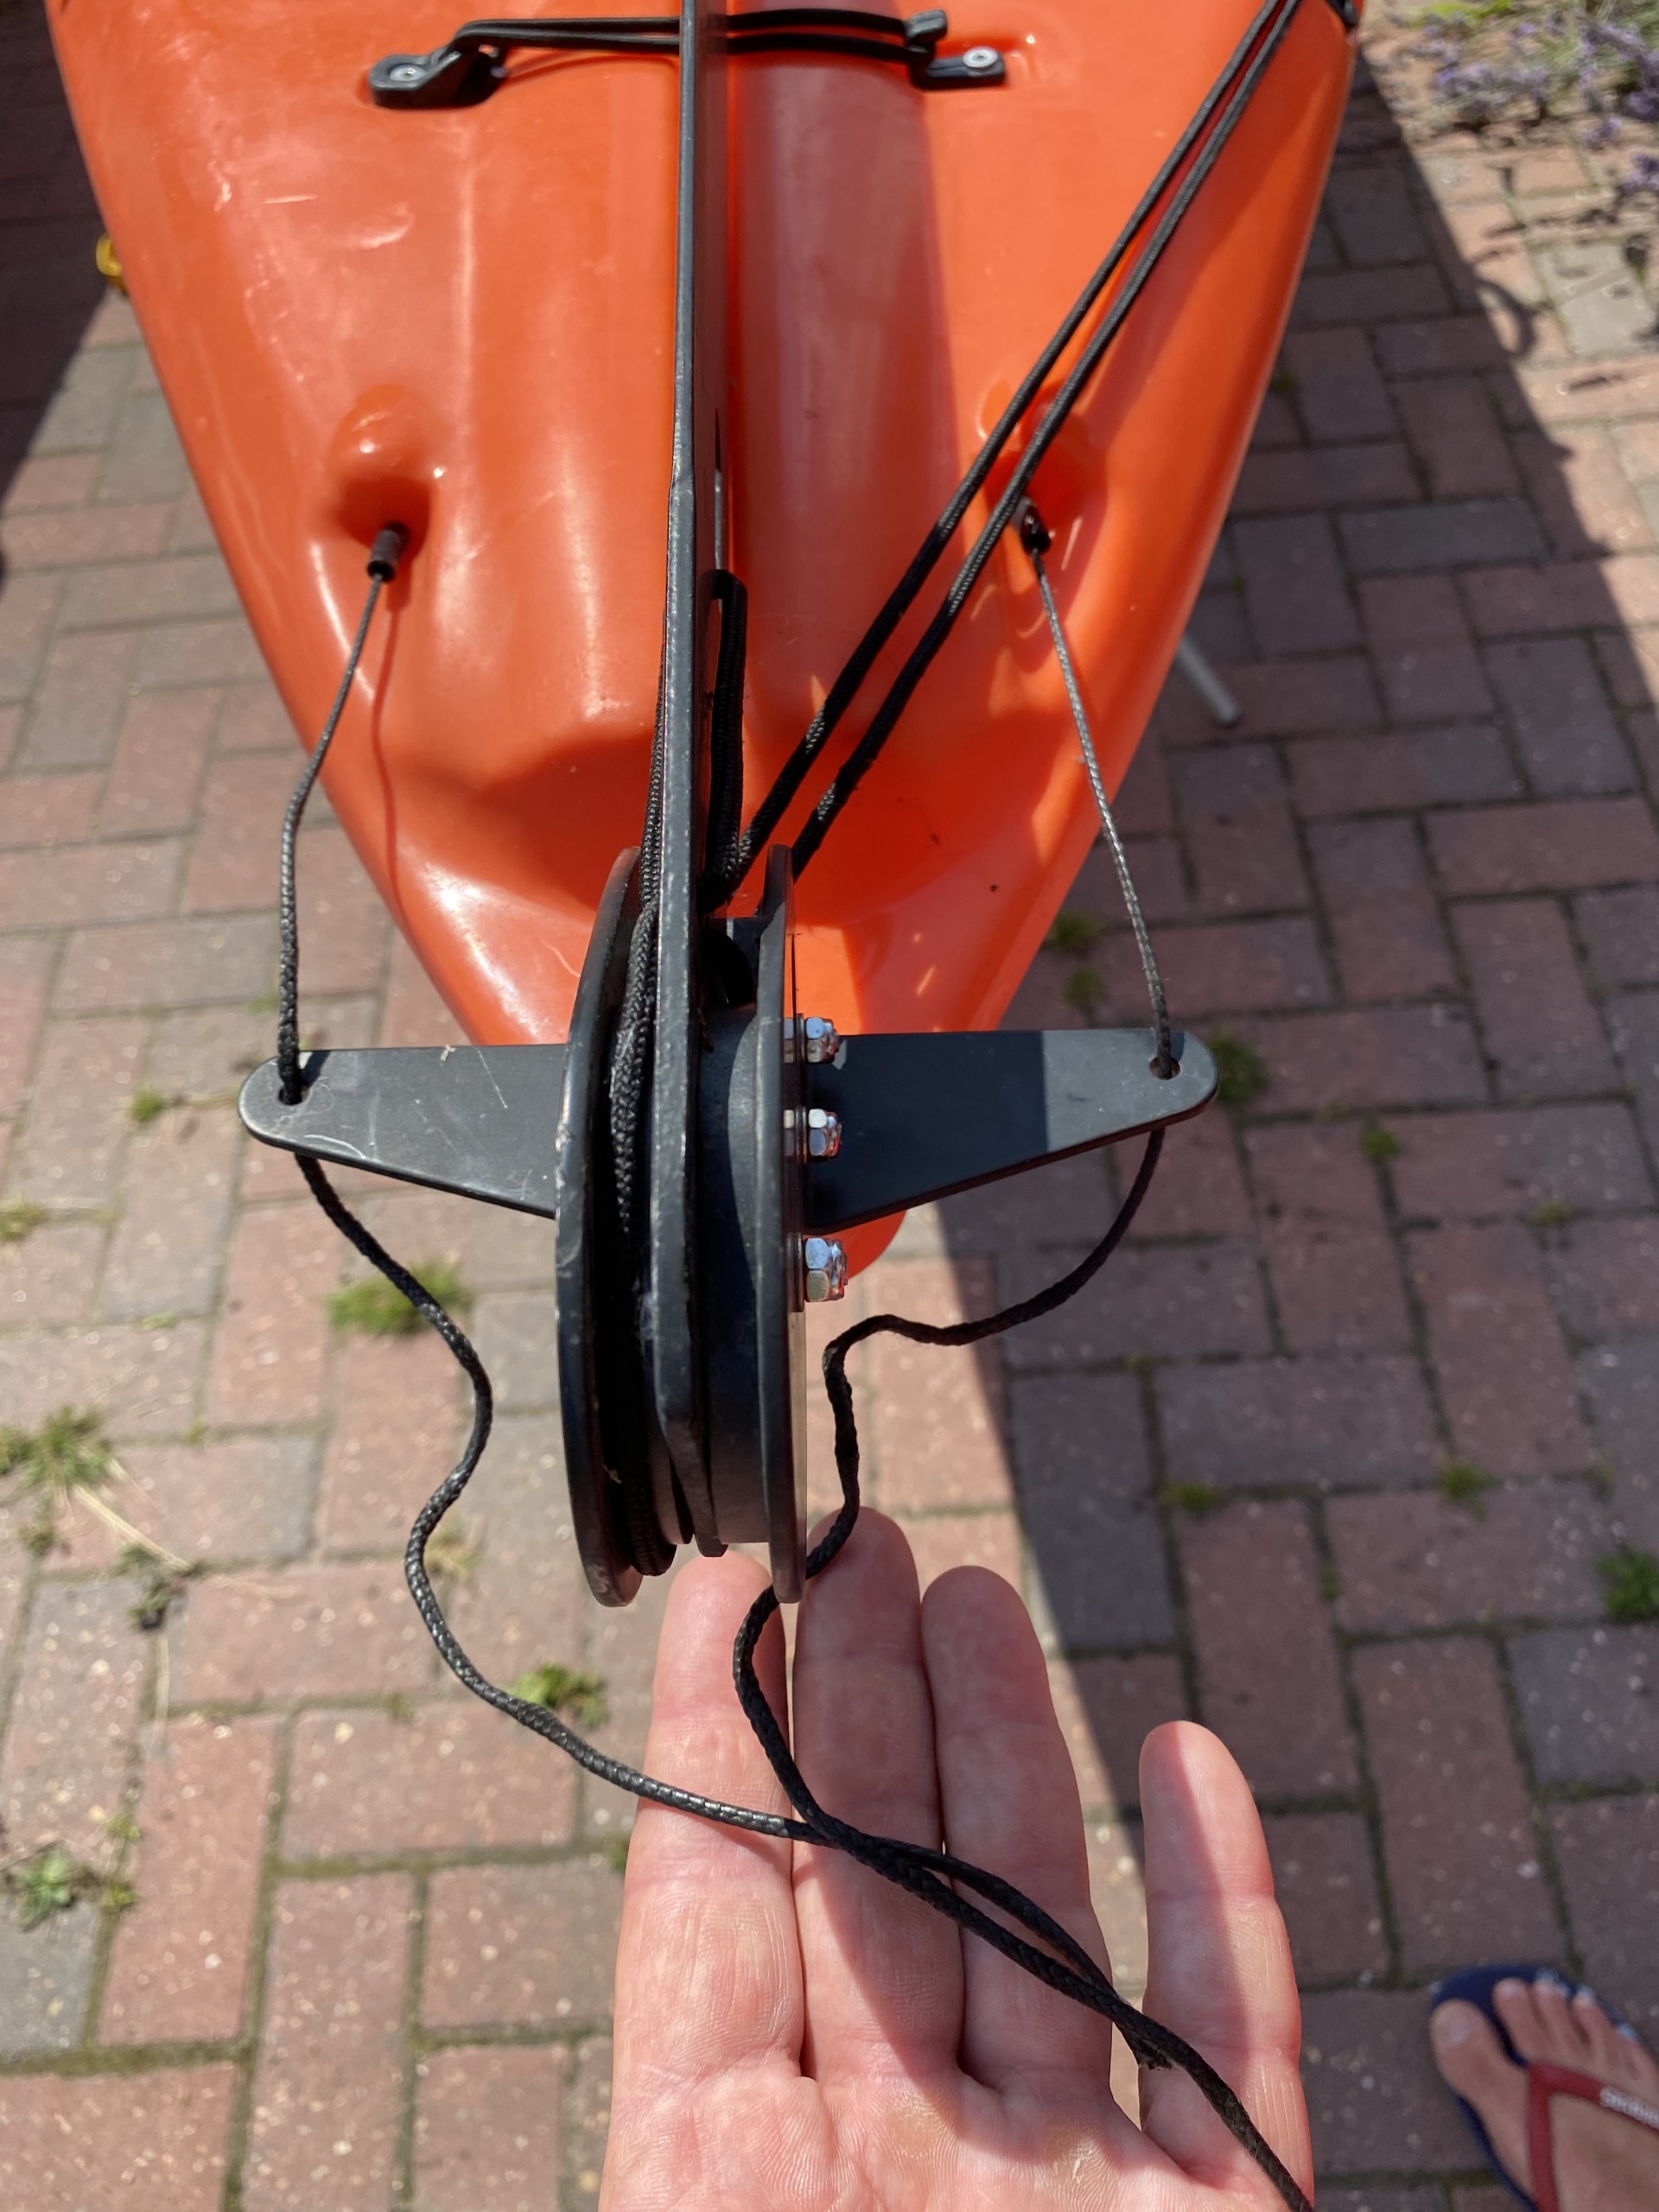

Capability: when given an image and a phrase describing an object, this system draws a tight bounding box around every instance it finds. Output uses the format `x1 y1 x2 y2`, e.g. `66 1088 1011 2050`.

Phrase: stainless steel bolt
962 45 1000 72
390 61 425 80
804 1106 842 1161
802 1235 848 1303
801 1014 841 1065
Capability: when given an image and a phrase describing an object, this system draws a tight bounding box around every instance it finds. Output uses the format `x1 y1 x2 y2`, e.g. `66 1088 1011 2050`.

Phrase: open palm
604 1511 1310 2210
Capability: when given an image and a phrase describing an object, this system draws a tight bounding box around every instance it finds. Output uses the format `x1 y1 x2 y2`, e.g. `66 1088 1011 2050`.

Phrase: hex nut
802 1236 849 1303
801 1014 842 1065
804 1107 842 1161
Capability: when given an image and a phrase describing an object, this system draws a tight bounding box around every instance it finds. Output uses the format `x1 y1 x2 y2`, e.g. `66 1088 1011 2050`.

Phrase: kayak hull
48 0 1353 1047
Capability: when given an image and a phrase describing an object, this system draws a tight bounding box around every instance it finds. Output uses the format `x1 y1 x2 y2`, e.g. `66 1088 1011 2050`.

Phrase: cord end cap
367 523 411 582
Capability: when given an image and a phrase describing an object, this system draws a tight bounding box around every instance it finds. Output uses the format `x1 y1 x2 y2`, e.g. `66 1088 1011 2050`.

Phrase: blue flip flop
1430 1962 1646 2212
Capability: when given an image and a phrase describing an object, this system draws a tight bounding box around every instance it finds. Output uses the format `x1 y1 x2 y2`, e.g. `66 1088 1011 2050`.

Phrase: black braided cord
785 0 1306 877
271 544 1310 2212
276 527 405 1104
723 0 1316 893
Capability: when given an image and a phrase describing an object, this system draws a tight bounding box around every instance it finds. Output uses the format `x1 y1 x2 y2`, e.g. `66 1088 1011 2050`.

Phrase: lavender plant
1420 0 1659 188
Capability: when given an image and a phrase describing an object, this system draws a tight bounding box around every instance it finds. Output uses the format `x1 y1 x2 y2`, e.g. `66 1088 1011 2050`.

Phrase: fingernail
1494 1978 1527 2000
1432 2005 1475 2049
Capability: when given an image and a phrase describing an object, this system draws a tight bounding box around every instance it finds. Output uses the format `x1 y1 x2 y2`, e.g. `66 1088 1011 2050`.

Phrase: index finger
610 1554 802 2107
1136 1722 1311 2203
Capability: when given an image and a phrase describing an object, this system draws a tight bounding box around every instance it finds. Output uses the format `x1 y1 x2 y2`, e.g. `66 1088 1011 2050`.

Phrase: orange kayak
48 0 1352 1049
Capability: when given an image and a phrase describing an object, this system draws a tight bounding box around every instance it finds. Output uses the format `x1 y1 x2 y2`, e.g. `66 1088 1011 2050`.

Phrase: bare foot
1431 1974 1659 2212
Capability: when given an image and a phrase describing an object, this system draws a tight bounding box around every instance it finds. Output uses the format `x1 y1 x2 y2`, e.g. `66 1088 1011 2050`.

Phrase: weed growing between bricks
327 1256 473 1337
0 1199 47 1245
1599 1538 1659 1617
512 1665 610 1729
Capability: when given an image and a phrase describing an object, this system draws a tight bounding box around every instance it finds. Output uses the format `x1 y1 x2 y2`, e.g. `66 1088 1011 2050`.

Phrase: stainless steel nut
802 1235 848 1303
804 1107 842 1161
801 1014 842 1065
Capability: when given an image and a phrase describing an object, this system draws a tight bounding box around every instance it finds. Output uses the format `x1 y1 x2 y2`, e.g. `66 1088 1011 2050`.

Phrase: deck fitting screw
802 1236 848 1303
390 61 425 81
801 1014 841 1065
963 45 1000 72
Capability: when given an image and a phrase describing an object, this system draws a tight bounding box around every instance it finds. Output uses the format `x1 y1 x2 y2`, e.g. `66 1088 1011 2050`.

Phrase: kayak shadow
0 6 106 562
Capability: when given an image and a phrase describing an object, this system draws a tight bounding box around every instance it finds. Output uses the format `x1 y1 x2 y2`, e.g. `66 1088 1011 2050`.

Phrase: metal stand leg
1174 631 1242 728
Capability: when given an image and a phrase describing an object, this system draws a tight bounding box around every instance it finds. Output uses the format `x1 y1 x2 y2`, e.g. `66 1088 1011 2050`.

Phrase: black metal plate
238 1046 566 1212
804 1029 1217 1230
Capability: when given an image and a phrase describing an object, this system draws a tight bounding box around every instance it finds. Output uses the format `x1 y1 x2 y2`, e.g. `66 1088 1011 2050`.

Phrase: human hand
604 1511 1309 2210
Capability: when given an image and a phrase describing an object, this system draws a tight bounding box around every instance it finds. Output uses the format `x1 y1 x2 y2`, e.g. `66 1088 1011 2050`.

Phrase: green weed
510 1663 609 1729
1046 910 1100 958
424 1518 480 1586
1205 1030 1269 1109
327 1259 472 1337
1158 1481 1227 1516
1 1408 111 1554
1061 966 1103 1020
1599 1543 1659 1624
1359 1121 1402 1166
0 1200 47 1247
117 1545 202 1631
12 1847 83 1930
1439 1456 1496 1517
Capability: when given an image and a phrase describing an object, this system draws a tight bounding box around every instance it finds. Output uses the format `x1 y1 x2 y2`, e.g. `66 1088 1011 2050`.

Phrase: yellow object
94 233 126 293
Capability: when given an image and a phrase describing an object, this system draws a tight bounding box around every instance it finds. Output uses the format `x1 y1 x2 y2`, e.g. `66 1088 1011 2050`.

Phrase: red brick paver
5 8 1659 2205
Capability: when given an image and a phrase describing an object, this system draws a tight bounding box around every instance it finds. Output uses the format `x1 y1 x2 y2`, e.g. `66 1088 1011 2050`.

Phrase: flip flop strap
1526 2060 1659 2212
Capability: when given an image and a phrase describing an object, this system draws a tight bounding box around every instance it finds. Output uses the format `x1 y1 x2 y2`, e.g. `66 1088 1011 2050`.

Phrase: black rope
276 524 406 1104
700 569 749 906
784 0 1306 877
269 544 1310 2212
607 636 668 1253
721 0 1309 897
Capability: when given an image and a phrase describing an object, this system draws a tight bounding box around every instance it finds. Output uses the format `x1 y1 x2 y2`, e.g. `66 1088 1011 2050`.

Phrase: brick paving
4 3 1659 2204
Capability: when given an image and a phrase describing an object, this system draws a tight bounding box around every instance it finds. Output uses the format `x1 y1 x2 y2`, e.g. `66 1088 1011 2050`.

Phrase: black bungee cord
722 0 1320 894
267 6 1345 2192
